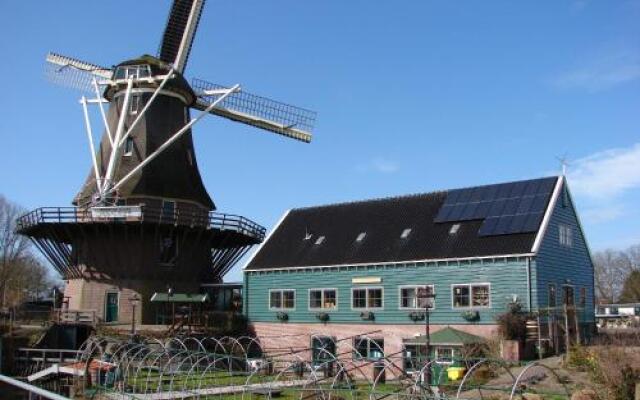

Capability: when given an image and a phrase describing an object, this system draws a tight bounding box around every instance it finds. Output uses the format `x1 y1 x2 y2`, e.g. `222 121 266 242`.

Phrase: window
315 236 325 245
452 284 490 308
449 224 460 234
129 95 141 114
400 285 435 309
309 289 337 310
356 232 366 242
353 337 384 360
435 347 455 364
400 228 412 239
403 344 421 372
352 287 383 309
159 233 178 266
269 289 295 310
563 286 574 306
559 224 573 247
579 287 586 307
548 284 556 308
311 336 336 365
124 137 134 156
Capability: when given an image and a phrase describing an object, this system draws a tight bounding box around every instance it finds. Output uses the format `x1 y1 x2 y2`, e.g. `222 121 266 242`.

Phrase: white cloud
568 143 640 200
580 205 624 224
552 48 640 92
356 158 399 174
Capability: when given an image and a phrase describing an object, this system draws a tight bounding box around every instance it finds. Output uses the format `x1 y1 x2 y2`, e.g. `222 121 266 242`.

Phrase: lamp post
130 294 140 335
417 287 436 386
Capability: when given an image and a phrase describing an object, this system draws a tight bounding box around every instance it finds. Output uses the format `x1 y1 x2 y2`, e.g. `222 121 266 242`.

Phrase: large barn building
243 175 594 361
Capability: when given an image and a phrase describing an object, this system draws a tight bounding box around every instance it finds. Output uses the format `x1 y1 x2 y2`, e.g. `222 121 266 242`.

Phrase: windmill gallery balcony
17 206 265 240
16 205 266 280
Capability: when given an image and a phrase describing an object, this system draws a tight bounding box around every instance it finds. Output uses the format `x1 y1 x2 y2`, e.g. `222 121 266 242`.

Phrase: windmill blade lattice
158 0 206 73
192 78 316 143
45 52 112 93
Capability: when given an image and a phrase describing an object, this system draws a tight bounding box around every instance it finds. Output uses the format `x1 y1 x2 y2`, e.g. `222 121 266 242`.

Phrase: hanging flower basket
408 311 425 322
461 310 480 322
360 311 375 321
316 312 330 322
276 311 288 321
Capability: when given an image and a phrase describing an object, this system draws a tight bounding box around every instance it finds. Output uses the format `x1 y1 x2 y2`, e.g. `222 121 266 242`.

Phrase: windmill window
449 224 460 234
129 95 141 115
400 228 412 239
356 232 366 242
315 236 325 245
124 137 134 156
159 233 178 266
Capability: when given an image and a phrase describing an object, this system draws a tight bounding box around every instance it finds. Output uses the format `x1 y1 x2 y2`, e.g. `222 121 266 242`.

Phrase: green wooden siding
532 182 595 323
245 258 530 325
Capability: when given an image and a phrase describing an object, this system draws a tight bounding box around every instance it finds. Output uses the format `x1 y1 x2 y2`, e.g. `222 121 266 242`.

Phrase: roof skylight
356 232 367 242
315 236 325 245
401 228 412 239
449 224 460 234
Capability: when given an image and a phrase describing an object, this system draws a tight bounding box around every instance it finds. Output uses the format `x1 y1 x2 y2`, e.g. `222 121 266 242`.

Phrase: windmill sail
45 52 112 93
191 78 315 143
158 0 206 73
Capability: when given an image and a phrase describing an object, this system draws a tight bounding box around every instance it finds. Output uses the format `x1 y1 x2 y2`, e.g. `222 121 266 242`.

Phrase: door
105 292 119 322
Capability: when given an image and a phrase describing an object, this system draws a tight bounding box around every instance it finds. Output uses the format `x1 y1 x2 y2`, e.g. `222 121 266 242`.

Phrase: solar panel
435 177 558 237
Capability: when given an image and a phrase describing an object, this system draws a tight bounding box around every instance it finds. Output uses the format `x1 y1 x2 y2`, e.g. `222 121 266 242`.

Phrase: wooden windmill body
17 0 315 325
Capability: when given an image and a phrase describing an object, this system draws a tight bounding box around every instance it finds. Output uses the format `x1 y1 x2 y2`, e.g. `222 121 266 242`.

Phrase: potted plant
316 312 330 322
461 310 480 322
408 311 425 321
276 311 288 322
360 311 375 321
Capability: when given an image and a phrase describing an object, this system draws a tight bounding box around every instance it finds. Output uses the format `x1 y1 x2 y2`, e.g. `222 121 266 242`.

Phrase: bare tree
593 249 627 304
0 195 59 307
0 195 32 307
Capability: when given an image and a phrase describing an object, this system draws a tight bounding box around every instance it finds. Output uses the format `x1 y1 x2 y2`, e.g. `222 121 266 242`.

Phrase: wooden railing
52 309 98 325
17 205 266 240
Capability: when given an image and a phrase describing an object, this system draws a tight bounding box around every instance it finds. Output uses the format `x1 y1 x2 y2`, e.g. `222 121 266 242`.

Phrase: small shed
403 327 484 368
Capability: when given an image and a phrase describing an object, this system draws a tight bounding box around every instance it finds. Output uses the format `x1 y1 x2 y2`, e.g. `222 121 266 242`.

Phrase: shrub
495 301 528 341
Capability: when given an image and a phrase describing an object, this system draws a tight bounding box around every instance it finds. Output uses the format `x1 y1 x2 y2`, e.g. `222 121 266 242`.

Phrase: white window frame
398 285 436 310
353 336 384 360
558 224 573 247
129 94 141 115
435 347 456 365
308 288 338 311
451 283 491 309
124 137 134 156
269 289 296 311
351 287 384 310
548 283 557 308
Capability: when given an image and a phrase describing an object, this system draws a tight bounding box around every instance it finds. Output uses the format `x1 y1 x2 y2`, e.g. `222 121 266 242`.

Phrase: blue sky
1 1 639 281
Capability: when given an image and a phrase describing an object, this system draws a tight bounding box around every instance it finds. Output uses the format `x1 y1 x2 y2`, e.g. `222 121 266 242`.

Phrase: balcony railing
17 206 266 240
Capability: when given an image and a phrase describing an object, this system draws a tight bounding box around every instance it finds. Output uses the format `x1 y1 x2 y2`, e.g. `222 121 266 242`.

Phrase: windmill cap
105 54 196 105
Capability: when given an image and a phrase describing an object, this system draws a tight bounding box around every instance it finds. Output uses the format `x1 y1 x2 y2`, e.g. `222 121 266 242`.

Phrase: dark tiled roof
245 177 559 271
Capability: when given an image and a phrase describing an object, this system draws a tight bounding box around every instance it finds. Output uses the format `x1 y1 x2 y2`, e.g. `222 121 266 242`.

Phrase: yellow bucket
447 366 466 381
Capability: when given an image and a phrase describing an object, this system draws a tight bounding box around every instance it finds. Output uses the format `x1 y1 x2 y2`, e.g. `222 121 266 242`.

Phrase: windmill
17 0 316 325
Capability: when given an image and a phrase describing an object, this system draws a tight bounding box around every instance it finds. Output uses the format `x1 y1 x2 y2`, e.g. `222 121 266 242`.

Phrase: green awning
403 327 483 346
150 293 209 303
